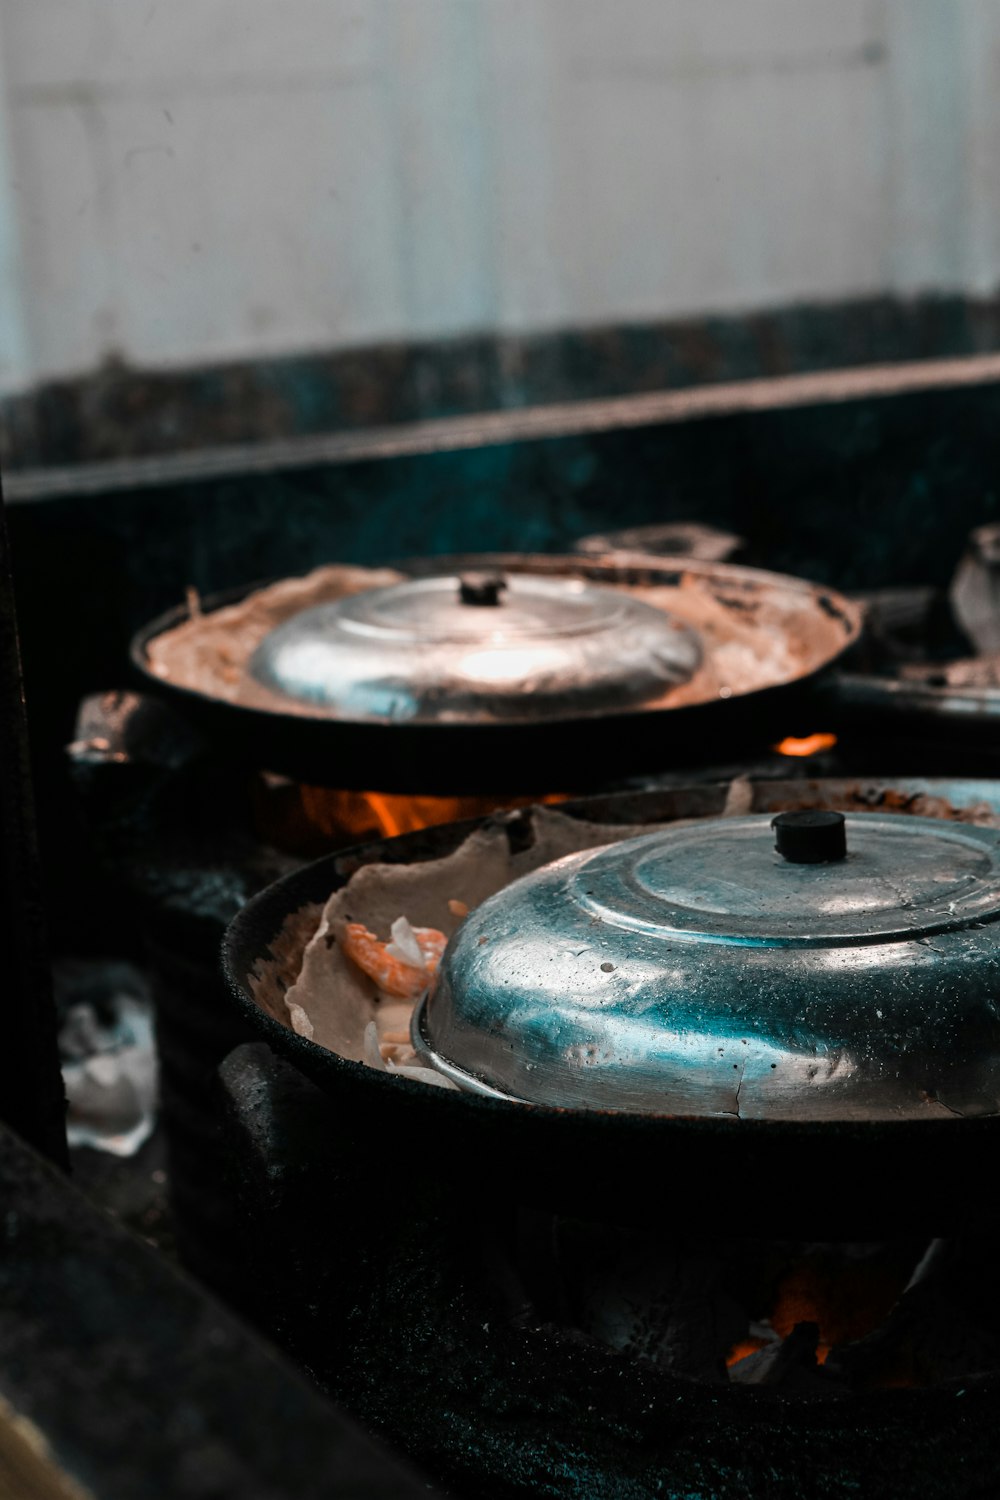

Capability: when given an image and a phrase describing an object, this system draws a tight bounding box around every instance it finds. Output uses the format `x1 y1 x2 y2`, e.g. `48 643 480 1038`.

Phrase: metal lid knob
458 572 507 607
772 809 847 864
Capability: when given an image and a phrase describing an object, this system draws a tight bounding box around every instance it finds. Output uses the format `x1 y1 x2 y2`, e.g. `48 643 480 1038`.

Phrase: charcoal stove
75 532 1000 1293
82 546 857 1286
46 372 1000 1495
217 779 1000 1499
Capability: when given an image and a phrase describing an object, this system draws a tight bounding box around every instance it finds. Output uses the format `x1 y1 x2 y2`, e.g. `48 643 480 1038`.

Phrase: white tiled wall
0 0 994 391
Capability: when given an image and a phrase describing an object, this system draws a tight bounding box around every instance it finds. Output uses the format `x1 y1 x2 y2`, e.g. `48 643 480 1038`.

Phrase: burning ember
725 1244 917 1373
775 732 838 757
538 1224 971 1392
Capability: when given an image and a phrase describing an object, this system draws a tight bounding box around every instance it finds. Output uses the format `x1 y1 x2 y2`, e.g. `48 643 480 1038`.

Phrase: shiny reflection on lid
455 645 566 684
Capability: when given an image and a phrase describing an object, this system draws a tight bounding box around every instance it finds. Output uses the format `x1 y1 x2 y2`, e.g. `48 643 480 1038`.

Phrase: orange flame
774 732 838 758
301 787 568 841
253 779 569 854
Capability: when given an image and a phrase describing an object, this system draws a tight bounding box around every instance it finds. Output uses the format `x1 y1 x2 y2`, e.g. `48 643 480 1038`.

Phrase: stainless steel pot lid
413 811 1000 1120
246 572 702 723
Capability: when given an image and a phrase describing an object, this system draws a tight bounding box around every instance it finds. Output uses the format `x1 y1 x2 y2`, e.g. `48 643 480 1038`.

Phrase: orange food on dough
341 922 447 999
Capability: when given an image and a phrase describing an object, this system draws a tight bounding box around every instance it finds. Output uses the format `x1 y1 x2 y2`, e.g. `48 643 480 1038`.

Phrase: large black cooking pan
131 555 861 793
222 778 1000 1236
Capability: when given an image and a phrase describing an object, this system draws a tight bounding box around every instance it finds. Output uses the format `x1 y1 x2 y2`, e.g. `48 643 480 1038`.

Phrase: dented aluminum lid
413 811 1000 1120
246 572 702 724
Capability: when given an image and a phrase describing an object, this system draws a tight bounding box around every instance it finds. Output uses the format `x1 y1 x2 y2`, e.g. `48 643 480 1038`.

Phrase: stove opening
252 778 570 854
500 1218 1000 1395
251 730 839 856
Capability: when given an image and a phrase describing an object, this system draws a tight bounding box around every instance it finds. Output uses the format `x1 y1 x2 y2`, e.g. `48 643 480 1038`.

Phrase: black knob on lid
772 810 847 864
458 572 507 606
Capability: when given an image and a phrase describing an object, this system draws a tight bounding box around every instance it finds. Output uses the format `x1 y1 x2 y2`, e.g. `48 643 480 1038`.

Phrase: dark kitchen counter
0 1119 439 1500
